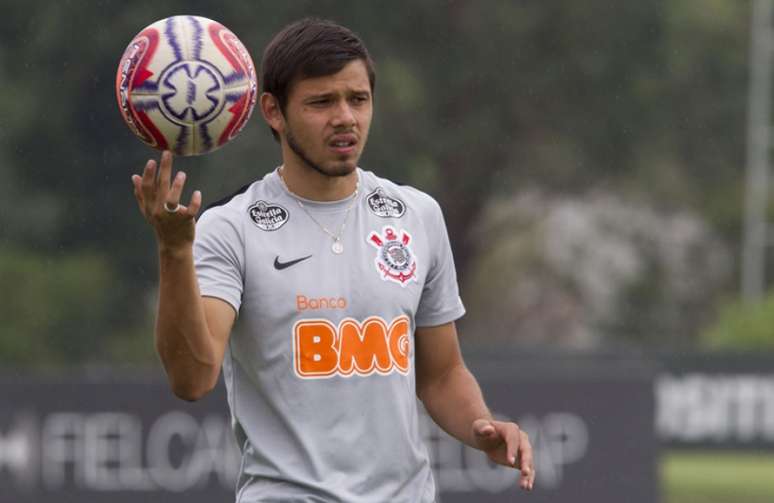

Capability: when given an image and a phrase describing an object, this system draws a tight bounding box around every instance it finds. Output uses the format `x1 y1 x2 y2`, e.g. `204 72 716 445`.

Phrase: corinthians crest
368 226 417 286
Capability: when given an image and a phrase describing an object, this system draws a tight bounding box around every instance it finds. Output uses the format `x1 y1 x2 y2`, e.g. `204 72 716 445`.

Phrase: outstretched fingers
135 159 158 215
130 150 202 252
186 190 202 218
132 151 189 217
141 159 157 198
165 171 187 210
131 174 144 208
156 150 174 204
163 171 202 219
516 430 535 490
502 423 520 467
474 419 535 491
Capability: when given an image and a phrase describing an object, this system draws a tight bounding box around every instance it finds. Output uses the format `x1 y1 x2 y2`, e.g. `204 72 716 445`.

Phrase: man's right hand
131 150 202 253
130 150 230 402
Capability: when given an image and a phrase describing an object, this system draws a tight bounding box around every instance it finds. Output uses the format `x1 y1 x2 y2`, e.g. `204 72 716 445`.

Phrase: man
131 17 534 502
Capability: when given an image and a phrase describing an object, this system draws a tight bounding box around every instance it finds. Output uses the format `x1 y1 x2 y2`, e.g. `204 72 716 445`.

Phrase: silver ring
163 202 181 213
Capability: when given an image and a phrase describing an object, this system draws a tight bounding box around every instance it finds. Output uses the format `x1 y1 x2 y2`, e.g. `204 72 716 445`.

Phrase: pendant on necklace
332 239 344 254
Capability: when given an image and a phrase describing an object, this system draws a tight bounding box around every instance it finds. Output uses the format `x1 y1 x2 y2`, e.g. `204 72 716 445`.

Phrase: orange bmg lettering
293 316 411 379
294 319 339 378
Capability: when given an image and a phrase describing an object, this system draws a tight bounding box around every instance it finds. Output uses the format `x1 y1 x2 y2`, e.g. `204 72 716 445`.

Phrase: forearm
155 246 219 399
418 363 492 448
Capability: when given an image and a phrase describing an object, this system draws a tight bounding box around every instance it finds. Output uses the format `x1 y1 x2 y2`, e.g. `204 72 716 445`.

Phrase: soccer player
131 17 534 502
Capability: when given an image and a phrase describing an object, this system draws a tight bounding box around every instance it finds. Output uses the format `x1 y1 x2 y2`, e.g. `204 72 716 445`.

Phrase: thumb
473 418 497 439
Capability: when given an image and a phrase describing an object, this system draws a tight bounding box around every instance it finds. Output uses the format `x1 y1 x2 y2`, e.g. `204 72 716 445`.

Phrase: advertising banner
0 355 657 503
656 354 774 451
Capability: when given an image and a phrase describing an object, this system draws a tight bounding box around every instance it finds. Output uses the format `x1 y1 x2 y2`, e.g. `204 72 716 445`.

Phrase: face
278 60 373 177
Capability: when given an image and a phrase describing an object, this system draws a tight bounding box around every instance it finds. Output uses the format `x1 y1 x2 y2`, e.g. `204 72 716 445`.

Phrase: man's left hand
472 418 535 491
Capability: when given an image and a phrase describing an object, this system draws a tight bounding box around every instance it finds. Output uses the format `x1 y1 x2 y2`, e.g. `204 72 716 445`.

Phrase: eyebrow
303 93 334 101
302 90 371 102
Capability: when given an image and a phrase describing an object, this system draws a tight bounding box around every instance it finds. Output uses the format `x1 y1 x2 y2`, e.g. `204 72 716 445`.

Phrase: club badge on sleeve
368 226 417 286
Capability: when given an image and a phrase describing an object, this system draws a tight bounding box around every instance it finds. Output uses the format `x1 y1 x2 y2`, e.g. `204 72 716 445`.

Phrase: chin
323 161 358 177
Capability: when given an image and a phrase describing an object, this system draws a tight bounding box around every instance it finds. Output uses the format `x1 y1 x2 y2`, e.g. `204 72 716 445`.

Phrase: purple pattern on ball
199 123 213 151
165 17 183 61
132 100 161 112
225 91 245 102
174 124 189 154
160 63 221 121
188 16 204 61
223 71 248 85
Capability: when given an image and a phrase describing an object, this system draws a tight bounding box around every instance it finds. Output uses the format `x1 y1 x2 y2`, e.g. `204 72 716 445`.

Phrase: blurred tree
703 293 774 350
462 191 731 347
0 248 152 365
0 0 759 362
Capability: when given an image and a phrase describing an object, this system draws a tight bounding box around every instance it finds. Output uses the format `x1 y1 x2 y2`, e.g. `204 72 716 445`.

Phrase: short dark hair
260 18 376 140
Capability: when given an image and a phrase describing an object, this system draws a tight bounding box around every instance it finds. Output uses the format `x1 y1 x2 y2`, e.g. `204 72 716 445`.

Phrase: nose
331 100 356 129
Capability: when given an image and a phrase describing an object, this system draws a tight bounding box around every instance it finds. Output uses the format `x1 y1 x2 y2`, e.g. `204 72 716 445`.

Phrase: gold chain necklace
278 168 360 254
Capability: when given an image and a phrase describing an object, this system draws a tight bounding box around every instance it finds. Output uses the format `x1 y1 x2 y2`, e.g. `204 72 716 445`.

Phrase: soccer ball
115 16 257 156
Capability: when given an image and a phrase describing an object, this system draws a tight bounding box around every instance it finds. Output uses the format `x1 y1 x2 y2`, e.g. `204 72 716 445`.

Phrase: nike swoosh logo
274 254 313 270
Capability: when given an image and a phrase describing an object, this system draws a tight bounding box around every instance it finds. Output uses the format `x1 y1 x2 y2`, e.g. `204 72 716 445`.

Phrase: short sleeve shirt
194 168 465 502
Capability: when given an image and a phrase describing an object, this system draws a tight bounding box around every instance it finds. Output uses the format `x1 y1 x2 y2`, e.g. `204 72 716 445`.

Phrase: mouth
328 133 358 156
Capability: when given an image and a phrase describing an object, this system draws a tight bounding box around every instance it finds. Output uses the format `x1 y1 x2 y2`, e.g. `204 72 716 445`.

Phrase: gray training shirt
194 167 466 502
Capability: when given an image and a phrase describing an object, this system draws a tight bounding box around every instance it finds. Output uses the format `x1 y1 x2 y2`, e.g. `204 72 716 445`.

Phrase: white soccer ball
115 15 257 156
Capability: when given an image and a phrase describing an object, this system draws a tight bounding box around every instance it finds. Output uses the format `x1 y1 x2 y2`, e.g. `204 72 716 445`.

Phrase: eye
309 98 331 107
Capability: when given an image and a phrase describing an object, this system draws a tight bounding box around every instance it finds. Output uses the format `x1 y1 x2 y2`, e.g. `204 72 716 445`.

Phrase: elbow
171 381 215 402
157 350 219 402
166 371 217 402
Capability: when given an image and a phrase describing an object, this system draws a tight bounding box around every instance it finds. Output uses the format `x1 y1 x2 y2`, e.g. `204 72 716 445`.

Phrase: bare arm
132 151 235 401
156 250 235 400
415 322 535 491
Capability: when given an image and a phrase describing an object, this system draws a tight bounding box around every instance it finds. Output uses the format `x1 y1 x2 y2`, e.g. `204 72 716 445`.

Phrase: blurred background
2 0 774 501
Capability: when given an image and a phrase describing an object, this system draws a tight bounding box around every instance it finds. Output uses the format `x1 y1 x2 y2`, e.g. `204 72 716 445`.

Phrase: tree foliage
703 293 774 350
0 0 759 363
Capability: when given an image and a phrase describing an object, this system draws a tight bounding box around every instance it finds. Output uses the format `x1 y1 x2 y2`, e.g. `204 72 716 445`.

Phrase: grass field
662 451 774 503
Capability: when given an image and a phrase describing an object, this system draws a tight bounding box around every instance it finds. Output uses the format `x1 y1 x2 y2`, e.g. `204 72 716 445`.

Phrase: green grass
663 451 774 503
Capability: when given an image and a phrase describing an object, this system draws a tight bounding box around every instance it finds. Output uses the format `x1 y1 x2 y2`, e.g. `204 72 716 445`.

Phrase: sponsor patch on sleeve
248 200 289 231
366 188 406 218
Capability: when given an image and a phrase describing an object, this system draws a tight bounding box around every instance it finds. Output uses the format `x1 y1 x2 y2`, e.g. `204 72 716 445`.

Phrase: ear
260 92 285 135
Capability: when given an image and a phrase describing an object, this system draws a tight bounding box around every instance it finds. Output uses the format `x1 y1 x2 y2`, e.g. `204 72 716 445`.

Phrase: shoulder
358 169 443 221
198 170 285 227
196 183 252 233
